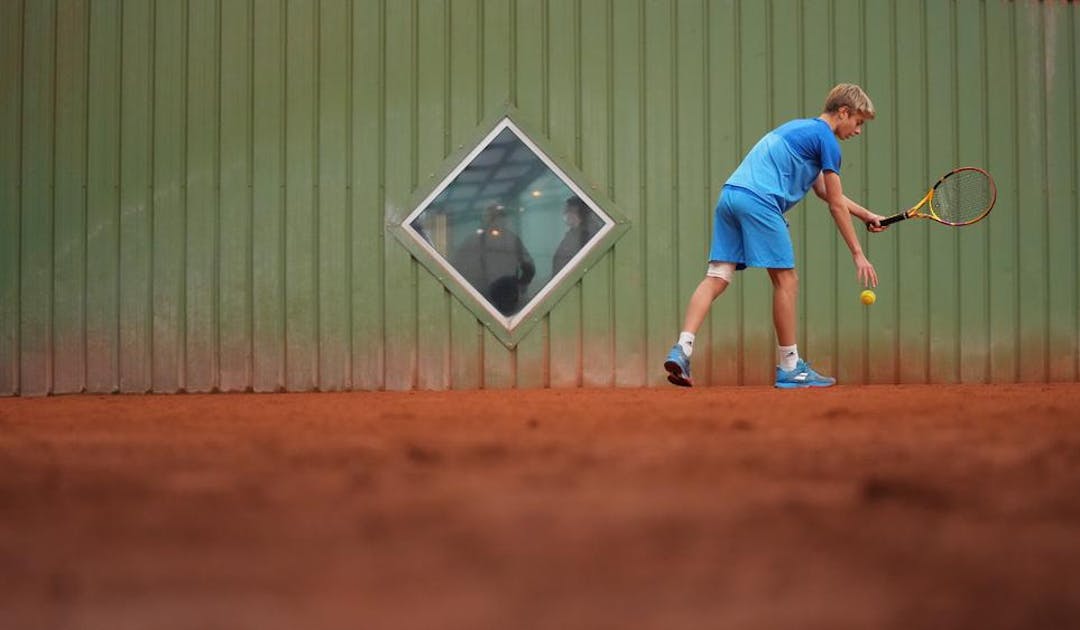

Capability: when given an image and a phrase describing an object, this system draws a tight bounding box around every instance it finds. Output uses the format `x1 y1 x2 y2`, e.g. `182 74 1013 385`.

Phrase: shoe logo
794 372 808 381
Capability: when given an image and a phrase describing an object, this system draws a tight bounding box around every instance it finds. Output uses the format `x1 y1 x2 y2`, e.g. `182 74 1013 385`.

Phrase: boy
664 83 886 389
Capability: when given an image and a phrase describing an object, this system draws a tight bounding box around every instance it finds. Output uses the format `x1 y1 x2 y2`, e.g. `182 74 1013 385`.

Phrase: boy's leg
682 276 730 335
769 266 836 388
664 273 731 387
667 186 741 388
767 268 798 347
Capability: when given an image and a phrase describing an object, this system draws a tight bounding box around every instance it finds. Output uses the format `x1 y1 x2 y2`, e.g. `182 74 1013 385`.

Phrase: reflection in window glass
409 126 606 319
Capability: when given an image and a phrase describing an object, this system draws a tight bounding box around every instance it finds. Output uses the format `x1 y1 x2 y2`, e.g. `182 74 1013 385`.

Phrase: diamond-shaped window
391 112 628 348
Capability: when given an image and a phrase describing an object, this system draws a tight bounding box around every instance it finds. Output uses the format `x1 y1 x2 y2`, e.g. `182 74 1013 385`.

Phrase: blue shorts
708 185 795 270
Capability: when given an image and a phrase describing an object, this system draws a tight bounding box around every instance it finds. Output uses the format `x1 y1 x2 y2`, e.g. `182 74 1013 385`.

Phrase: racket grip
868 213 908 230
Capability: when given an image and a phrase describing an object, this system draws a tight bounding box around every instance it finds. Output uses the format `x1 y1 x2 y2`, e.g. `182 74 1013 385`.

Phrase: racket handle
868 213 909 230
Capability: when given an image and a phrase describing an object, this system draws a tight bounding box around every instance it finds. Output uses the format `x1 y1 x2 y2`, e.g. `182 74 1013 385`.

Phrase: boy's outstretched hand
853 252 878 287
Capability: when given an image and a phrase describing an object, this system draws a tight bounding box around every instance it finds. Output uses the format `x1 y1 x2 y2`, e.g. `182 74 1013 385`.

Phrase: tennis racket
869 167 997 229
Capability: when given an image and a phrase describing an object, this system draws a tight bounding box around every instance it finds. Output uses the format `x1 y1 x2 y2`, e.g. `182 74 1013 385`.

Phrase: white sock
778 344 798 371
678 332 695 357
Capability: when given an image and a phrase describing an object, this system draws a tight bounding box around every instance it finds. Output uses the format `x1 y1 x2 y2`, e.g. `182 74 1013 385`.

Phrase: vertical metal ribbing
147 0 157 392
1074 4 1079 382
377 0 386 388
409 0 418 389
48 0 58 393
115 0 124 391
733 0 742 384
542 0 551 387
669 0 679 384
575 0 583 387
635 0 644 389
606 0 616 384
443 0 453 388
700 0 710 384
81 0 92 392
891 0 900 382
313 0 321 388
951 0 960 382
981 0 991 382
215 0 223 391
827 0 837 377
476 0 483 121
1041 4 1050 381
541 0 549 135
278 0 287 388
1010 2 1020 382
866 2 876 382
180 0 189 391
345 0 353 389
247 0 256 389
14 0 24 393
921 0 930 382
509 0 517 108
797 0 806 356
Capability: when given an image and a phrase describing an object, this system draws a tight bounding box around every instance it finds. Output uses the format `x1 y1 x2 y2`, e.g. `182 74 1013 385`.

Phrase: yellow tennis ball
860 289 876 305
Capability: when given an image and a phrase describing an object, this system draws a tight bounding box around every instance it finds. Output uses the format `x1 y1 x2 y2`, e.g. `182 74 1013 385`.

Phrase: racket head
925 167 997 226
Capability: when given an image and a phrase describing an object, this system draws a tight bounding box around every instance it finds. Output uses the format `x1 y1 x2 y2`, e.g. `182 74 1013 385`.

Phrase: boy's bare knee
768 267 799 290
699 276 728 297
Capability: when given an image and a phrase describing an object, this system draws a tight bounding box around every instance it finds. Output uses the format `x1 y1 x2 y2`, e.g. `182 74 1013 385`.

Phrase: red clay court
3 384 1080 629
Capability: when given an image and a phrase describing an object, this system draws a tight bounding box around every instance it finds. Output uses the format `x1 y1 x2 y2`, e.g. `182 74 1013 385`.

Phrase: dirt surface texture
2 384 1080 630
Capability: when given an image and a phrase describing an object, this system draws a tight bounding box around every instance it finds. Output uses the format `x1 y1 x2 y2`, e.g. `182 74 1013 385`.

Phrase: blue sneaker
664 344 693 387
774 359 836 389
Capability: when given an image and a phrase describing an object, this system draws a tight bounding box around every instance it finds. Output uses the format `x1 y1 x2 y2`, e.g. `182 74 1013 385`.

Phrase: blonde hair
823 83 876 119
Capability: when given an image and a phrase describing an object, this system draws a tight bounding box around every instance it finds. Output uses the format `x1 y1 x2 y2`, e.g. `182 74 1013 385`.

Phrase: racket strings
930 170 995 225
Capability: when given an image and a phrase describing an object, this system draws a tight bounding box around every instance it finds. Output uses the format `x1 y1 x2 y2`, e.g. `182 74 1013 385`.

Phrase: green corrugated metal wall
1 0 1077 395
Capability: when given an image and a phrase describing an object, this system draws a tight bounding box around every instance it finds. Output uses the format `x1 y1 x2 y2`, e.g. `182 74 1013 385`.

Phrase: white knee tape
706 261 736 282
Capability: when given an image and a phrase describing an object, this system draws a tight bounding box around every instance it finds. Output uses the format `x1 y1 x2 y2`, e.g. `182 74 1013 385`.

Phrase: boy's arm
821 171 878 287
813 173 886 230
843 196 887 230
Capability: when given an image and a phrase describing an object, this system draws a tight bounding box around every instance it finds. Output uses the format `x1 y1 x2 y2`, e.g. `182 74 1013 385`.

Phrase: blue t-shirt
724 117 841 213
